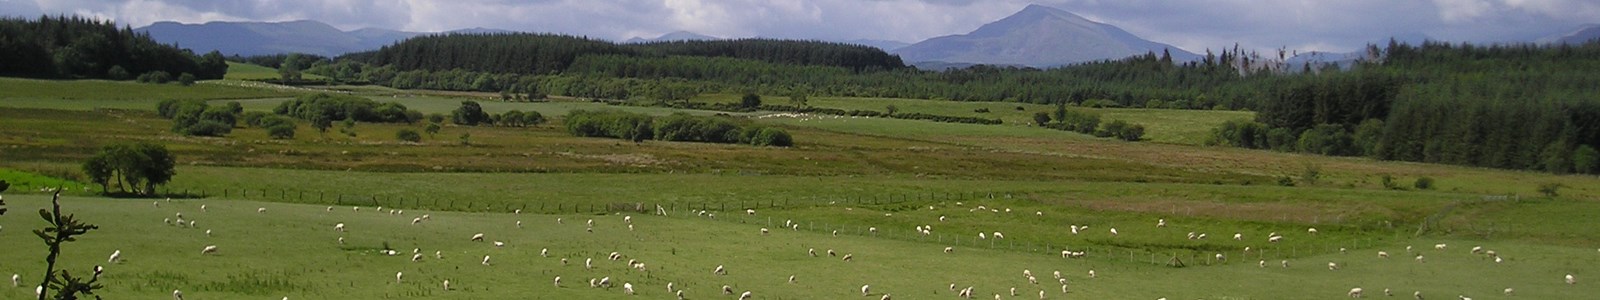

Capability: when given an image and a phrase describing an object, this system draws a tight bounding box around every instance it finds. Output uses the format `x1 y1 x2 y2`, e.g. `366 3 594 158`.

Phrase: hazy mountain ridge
135 20 517 57
893 4 1198 68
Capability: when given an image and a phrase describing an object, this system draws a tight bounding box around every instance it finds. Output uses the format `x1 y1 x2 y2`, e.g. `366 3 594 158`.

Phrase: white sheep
1109 228 1119 236
554 276 561 287
493 241 505 247
832 230 839 236
1494 256 1503 263
843 254 854 261
1215 253 1226 261
624 215 632 224
761 228 769 235
668 282 675 292
739 291 753 300
945 246 954 253
746 209 756 215
828 249 836 256
396 271 403 283
338 237 345 245
443 279 451 291
204 229 212 237
541 248 549 257
557 217 564 224
979 232 987 239
1010 287 1017 296
257 207 266 213
1470 246 1483 254
1269 236 1284 243
109 250 122 263
587 219 595 227
940 215 947 222
1379 251 1390 258
1568 274 1576 285
1234 233 1243 240
994 232 1004 239
412 253 423 262
624 282 635 295
714 265 726 275
481 255 491 266
1088 269 1096 278
599 277 611 287
861 284 871 296
676 290 685 300
1282 260 1290 268
470 233 484 242
334 223 345 232
1349 287 1363 298
1416 255 1425 263
723 285 734 294
10 274 17 287
411 217 422 225
1308 227 1318 234
585 258 593 269
882 294 893 300
870 227 878 234
1503 288 1514 295
590 278 599 288
201 245 218 255
1435 243 1448 250
1328 262 1340 270
1157 218 1166 227
173 289 182 300
1413 291 1423 300
1259 260 1266 268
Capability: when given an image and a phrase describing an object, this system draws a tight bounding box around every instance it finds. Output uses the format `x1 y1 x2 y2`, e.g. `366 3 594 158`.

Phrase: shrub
1380 174 1398 189
425 123 441 137
396 129 422 142
184 121 232 136
177 73 196 86
1413 177 1434 190
266 123 296 139
452 101 490 125
274 93 415 124
1538 182 1563 197
740 93 762 108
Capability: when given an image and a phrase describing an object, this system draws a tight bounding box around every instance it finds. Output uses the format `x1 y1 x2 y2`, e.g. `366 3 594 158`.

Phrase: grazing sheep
541 248 549 257
1384 289 1392 296
1058 278 1065 285
624 283 634 295
789 275 796 283
1109 227 1119 236
412 253 423 262
338 237 345 245
676 290 685 300
1157 219 1166 227
1416 255 1425 263
481 255 491 266
201 245 218 255
668 282 675 292
1458 295 1471 300
883 294 892 300
1308 227 1318 234
609 252 622 261
746 209 756 215
979 232 987 239
994 232 1004 239
1414 291 1423 300
723 285 734 295
1486 250 1497 258
1010 287 1017 296
1027 276 1037 284
554 276 562 287
624 215 632 224
1259 260 1266 268
153 201 160 208
1215 253 1226 261
173 289 182 300
599 277 611 287
1328 262 1340 270
334 223 345 232
870 227 878 234
714 265 726 275
587 219 595 227
940 215 947 222
516 221 523 228
1269 236 1284 243
1198 233 1208 239
945 247 954 253
1070 225 1080 235
842 254 854 261
590 278 598 288
257 207 266 213
1567 274 1576 285
1379 251 1390 258
396 271 404 283
1471 246 1483 254
1349 287 1363 298
470 233 485 242
1435 243 1448 250
829 249 837 257
411 217 422 225
109 250 122 263
1282 260 1290 268
1088 269 1096 278
740 291 753 300
493 241 505 247
434 251 442 260
761 228 769 235
1341 248 1348 254
861 284 871 296
1234 233 1243 240
1494 256 1503 263
10 274 17 287
443 279 451 291
833 230 839 236
1503 288 1514 295
1023 269 1033 277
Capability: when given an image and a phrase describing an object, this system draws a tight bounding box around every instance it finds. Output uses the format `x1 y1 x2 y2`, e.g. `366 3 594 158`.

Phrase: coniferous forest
0 16 228 80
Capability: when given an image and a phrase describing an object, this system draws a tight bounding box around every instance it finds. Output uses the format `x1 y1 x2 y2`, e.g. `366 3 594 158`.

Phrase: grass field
1 194 1594 299
224 62 329 81
4 77 1600 299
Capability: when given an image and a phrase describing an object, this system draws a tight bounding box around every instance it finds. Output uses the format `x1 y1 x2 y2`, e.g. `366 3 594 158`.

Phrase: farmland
2 71 1599 299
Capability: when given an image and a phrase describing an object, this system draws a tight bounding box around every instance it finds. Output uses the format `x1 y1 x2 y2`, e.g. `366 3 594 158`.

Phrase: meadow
2 69 1600 299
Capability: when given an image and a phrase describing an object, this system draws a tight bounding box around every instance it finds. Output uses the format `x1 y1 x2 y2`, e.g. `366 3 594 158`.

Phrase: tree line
0 16 227 80
564 110 793 146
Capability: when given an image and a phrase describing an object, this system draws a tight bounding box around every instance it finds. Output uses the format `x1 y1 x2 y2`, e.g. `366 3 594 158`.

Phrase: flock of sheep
8 197 1589 299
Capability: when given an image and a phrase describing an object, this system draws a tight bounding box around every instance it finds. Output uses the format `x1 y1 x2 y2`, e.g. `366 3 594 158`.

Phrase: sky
2 0 1597 53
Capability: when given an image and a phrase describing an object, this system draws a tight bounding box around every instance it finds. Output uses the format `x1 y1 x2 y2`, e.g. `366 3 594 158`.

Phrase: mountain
1538 24 1600 45
842 39 910 51
624 31 720 43
135 20 517 57
893 4 1197 68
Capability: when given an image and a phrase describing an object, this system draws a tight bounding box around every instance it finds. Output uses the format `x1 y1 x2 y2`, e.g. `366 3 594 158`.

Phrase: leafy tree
427 113 446 124
266 123 296 139
279 53 303 81
396 129 422 142
1574 145 1599 174
740 93 762 108
425 123 441 138
451 101 490 125
789 92 808 107
81 142 175 195
311 115 332 135
177 72 196 86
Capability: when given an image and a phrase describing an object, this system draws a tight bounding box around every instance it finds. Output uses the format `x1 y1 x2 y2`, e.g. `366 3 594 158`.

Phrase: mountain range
624 31 720 43
1538 24 1600 45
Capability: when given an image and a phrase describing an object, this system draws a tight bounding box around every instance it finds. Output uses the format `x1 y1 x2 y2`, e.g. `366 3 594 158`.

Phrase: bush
274 93 415 124
1413 177 1434 190
567 110 791 146
396 129 422 142
106 65 130 80
1380 174 1398 189
452 101 490 125
177 73 196 86
142 71 172 84
1538 182 1563 197
266 123 296 139
740 93 762 108
427 113 446 124
183 120 232 137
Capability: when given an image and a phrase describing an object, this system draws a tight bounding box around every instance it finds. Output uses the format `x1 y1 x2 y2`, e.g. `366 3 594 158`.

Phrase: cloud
17 0 1600 53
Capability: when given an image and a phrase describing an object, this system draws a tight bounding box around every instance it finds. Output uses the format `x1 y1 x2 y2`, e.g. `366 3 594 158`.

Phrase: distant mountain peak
893 4 1196 68
625 31 720 43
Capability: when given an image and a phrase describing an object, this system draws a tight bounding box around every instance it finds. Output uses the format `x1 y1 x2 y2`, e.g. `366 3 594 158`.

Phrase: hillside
894 4 1198 68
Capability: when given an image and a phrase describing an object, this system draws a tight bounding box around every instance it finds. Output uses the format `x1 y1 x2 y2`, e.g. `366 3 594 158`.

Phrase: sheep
1308 227 1318 234
411 217 422 225
201 245 218 255
1088 269 1096 278
10 273 17 287
396 271 404 283
861 284 871 296
950 283 957 291
1470 246 1483 254
1416 255 1425 263
1259 260 1266 268
1023 269 1034 277
979 232 987 240
994 232 1004 239
1568 274 1576 285
945 246 954 253
610 252 622 260
481 255 491 266
1503 288 1514 295
1414 291 1423 300
590 278 599 288
668 282 675 292
1349 287 1363 298
334 223 345 232
1027 276 1038 284
1379 251 1390 258
541 248 549 257
1157 218 1166 227
257 207 266 213
173 289 182 300
1039 290 1046 299
746 209 756 215
443 279 451 291
624 283 635 295
599 277 611 287
630 224 636 231
587 219 595 227
1234 233 1243 241
1269 236 1284 243
739 291 753 300
108 250 122 263
940 215 947 222
723 285 734 295
624 215 632 224
1058 278 1066 285
761 228 769 235
842 254 854 261
1282 260 1290 268
1384 289 1392 296
828 249 837 256
882 294 892 300
353 206 360 212
1109 228 1119 236
789 275 797 283
470 233 484 241
676 290 685 300
1328 262 1340 270
586 258 593 269
338 237 345 245
493 241 505 247
1198 233 1208 239
1435 243 1448 250
412 253 423 262
1070 225 1079 235
833 230 839 236
554 276 562 287
1407 245 1413 253
516 221 523 228
1215 253 1226 261
1010 287 1017 296
1341 248 1348 254
1494 256 1503 263
870 227 879 234
714 265 726 275
1485 250 1497 258
153 201 160 208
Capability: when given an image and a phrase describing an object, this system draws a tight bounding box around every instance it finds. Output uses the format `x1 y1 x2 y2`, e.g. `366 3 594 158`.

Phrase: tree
1033 112 1051 126
740 93 762 108
789 92 808 108
452 101 489 125
425 123 441 138
885 105 899 116
311 115 332 136
279 53 303 81
106 65 130 80
396 129 422 142
1052 102 1068 124
177 73 196 86
33 191 103 300
1574 145 1599 174
81 142 175 195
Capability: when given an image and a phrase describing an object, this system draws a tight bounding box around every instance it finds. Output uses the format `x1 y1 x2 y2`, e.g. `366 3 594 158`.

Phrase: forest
0 16 228 80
